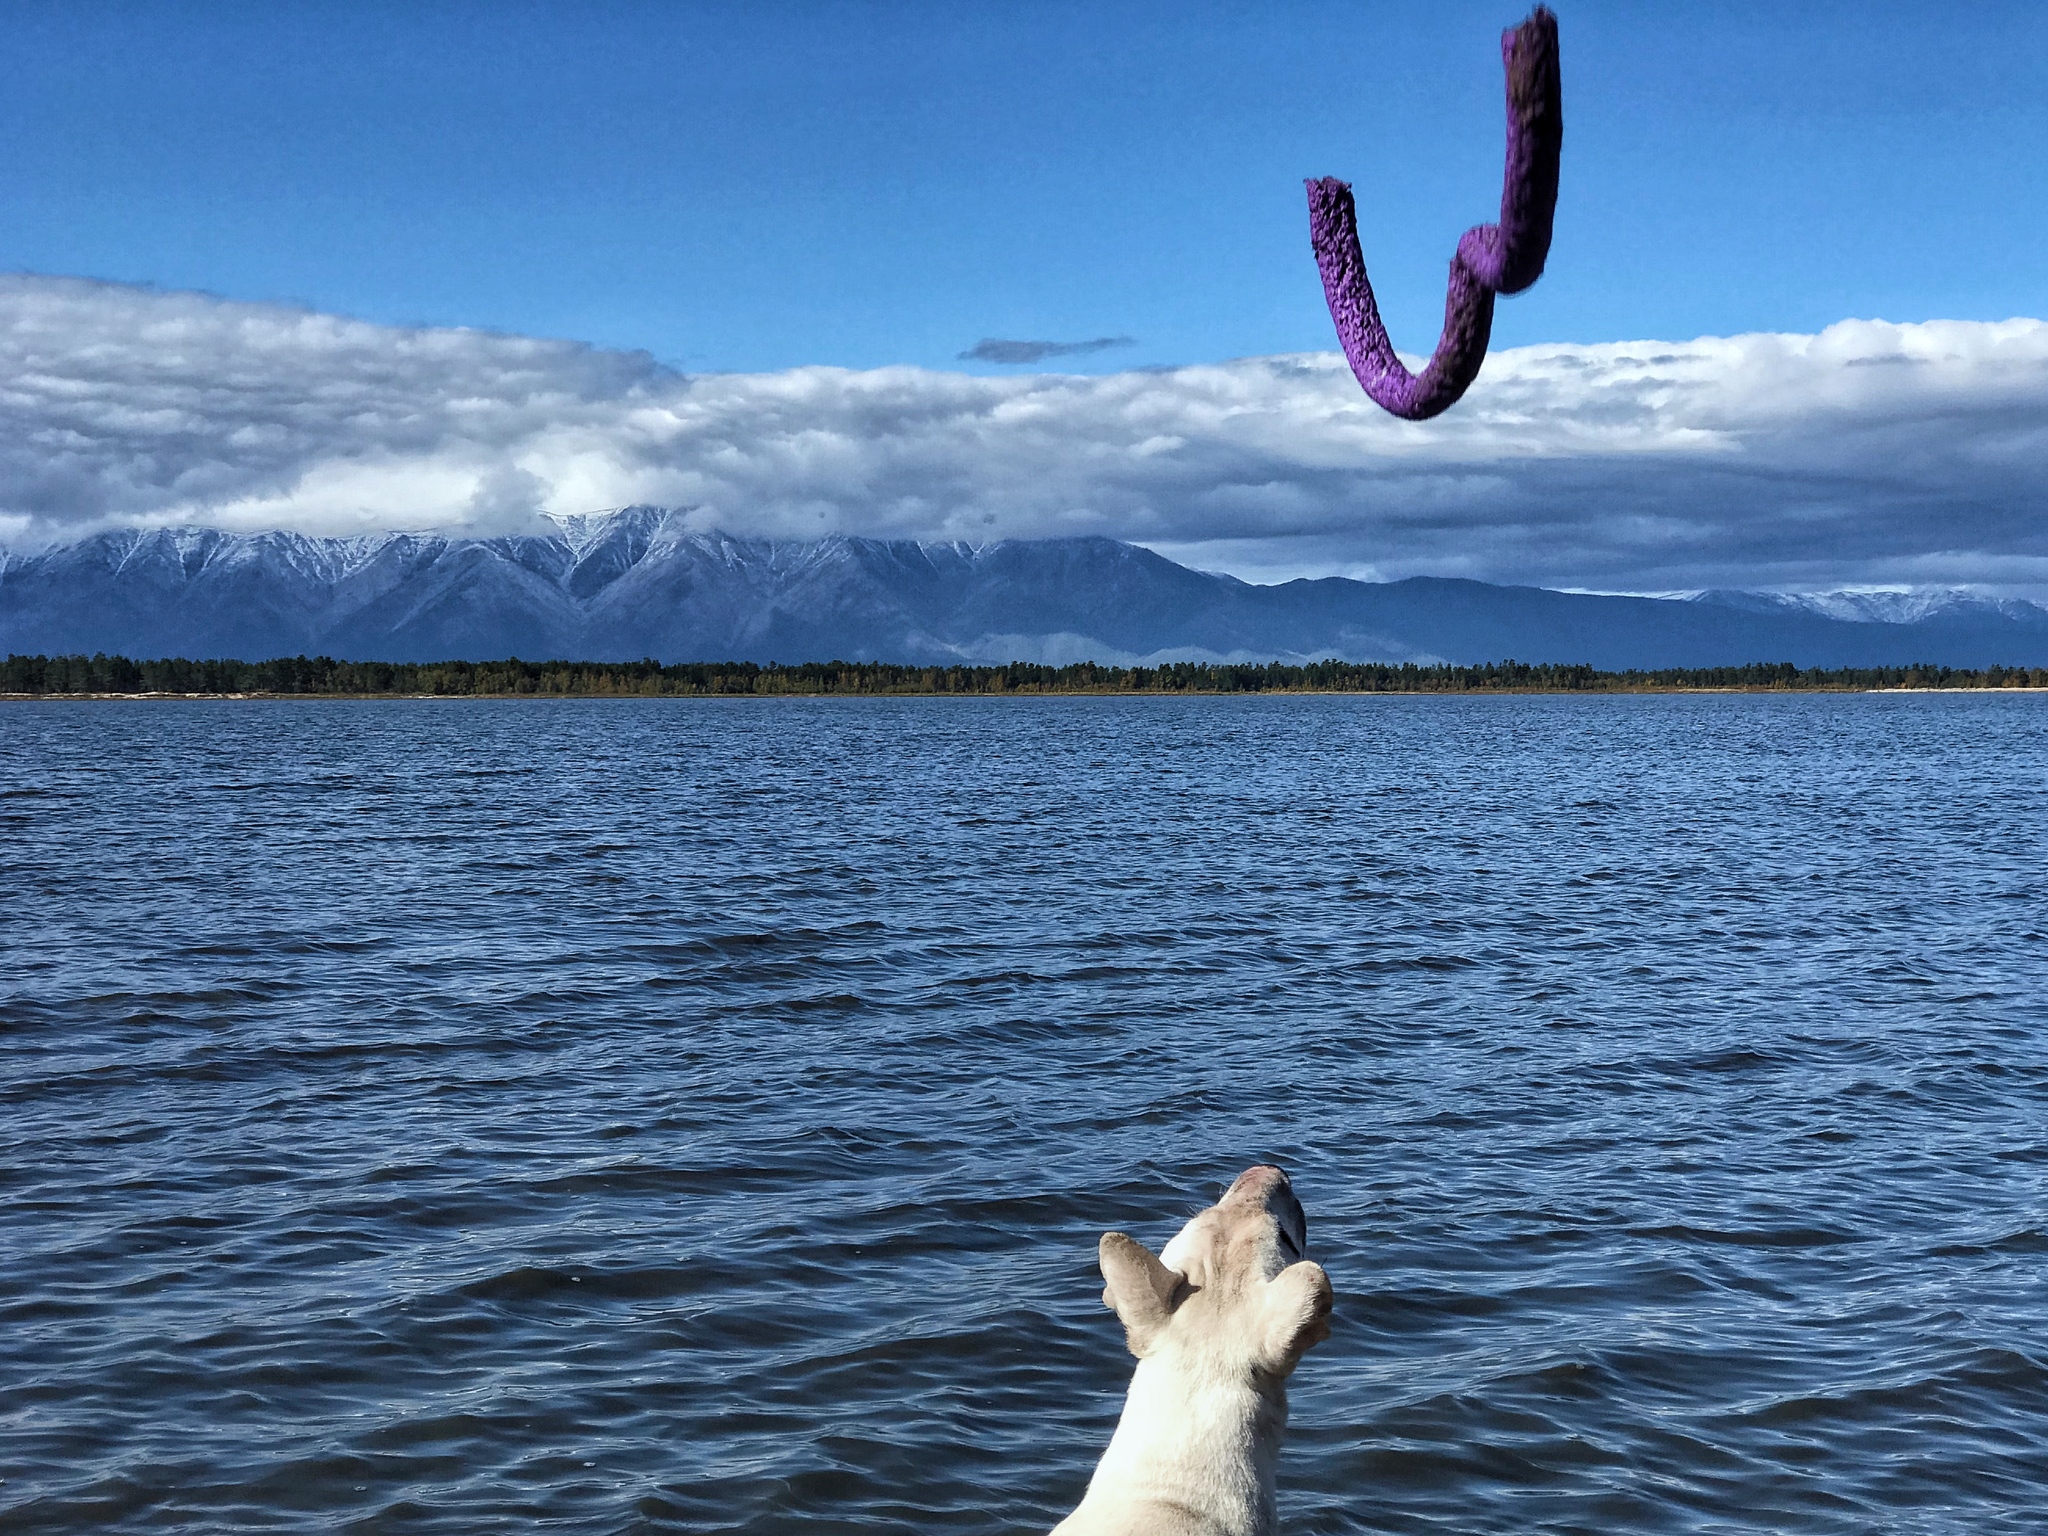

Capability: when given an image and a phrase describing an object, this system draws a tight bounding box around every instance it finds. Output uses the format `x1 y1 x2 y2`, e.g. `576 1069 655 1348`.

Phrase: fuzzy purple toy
1308 7 1561 421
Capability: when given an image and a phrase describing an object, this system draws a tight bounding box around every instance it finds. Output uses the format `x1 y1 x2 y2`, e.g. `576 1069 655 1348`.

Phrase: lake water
3 694 2045 1534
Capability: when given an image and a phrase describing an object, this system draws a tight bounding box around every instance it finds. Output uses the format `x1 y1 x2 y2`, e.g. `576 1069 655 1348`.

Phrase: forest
6 653 2047 697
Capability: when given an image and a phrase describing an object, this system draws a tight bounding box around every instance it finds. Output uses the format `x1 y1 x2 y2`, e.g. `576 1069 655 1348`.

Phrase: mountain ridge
5 508 2045 668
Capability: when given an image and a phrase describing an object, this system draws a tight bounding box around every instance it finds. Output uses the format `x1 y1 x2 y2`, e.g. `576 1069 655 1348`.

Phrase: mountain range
4 507 2045 669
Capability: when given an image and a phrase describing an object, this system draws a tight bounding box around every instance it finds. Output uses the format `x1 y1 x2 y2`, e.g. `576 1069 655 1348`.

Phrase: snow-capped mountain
1687 587 2047 626
4 507 2045 668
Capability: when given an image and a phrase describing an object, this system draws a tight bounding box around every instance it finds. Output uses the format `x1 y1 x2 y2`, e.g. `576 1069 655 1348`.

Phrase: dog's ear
1258 1260 1333 1374
1099 1231 1183 1357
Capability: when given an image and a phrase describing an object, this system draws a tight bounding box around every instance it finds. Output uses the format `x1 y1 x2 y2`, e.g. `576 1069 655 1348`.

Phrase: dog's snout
1225 1164 1290 1201
1223 1164 1308 1258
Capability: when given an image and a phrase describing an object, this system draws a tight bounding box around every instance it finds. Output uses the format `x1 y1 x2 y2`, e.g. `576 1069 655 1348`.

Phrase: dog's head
1097 1164 1333 1379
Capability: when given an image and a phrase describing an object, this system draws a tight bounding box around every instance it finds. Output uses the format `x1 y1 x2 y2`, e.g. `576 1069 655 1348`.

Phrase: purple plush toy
1308 7 1562 420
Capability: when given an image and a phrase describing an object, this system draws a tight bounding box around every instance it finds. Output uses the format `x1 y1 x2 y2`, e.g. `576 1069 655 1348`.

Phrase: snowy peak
551 504 677 561
1688 587 2048 627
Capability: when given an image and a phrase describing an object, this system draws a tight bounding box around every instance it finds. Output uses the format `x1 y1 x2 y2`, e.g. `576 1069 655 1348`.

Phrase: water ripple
2 694 2044 1533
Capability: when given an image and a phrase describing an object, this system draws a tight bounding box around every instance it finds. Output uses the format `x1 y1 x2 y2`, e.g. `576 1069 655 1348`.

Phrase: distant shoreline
7 652 2048 700
13 690 2048 703
12 692 2048 704
9 688 2048 703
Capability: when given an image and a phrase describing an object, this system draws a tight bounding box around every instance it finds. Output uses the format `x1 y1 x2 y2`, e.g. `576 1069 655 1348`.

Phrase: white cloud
3 274 2046 594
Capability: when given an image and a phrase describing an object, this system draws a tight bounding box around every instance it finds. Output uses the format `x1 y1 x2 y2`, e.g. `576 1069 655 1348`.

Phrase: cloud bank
3 274 2045 595
958 335 1137 364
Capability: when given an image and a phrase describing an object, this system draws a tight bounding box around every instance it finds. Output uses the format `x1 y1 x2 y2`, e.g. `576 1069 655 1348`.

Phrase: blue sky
2 3 2045 594
5 1 2045 373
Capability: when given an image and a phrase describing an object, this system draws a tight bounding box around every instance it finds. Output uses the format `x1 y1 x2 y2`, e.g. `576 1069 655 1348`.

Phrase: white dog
1051 1165 1333 1536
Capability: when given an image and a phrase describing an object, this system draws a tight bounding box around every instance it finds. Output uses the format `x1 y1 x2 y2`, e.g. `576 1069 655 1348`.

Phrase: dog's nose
1225 1164 1290 1201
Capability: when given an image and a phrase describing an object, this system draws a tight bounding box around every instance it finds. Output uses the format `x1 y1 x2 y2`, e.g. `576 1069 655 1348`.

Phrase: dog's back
1049 1167 1332 1536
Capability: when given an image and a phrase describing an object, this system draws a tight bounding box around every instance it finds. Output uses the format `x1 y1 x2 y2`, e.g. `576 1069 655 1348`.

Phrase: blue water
3 694 2045 1534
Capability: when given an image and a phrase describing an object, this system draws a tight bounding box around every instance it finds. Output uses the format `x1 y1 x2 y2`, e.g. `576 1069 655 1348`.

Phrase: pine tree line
6 653 2046 697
